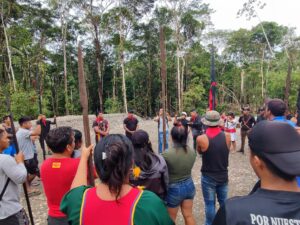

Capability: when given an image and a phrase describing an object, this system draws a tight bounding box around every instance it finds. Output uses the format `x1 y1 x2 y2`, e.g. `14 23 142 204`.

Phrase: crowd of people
0 98 300 225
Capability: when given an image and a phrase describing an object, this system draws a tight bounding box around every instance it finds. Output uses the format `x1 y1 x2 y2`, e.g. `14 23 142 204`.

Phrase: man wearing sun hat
197 110 231 225
212 121 300 225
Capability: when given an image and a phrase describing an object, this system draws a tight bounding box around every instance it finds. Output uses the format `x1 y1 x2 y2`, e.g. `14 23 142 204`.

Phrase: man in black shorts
16 116 41 196
123 110 139 141
213 121 300 225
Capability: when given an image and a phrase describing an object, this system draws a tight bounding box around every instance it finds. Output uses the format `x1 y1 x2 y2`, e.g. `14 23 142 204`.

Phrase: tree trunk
94 28 104 112
1 9 16 91
284 59 292 105
176 46 181 112
62 18 69 115
78 43 95 186
36 65 42 114
147 58 152 116
112 68 116 100
260 46 265 99
240 69 245 105
119 16 128 113
160 26 167 151
180 57 185 111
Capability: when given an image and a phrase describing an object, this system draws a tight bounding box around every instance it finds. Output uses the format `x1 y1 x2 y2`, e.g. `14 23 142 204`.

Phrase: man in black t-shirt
123 110 139 141
188 109 204 150
238 106 256 153
37 114 56 159
213 121 300 225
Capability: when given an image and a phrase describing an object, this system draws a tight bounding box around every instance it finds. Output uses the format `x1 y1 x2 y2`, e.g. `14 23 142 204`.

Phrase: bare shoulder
197 134 208 143
197 134 209 153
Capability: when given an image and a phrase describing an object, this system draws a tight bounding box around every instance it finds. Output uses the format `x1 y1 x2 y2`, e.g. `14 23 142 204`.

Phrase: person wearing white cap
174 112 189 134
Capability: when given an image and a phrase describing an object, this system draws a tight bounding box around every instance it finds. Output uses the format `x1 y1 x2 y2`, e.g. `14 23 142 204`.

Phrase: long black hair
171 126 188 152
131 130 156 171
94 134 133 200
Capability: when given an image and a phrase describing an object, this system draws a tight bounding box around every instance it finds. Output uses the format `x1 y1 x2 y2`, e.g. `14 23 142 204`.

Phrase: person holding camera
174 112 189 134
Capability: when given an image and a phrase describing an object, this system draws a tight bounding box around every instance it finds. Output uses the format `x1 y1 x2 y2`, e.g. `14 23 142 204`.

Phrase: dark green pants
240 129 249 152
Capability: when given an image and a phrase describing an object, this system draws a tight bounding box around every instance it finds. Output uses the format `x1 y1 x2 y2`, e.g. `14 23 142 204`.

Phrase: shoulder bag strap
0 178 10 201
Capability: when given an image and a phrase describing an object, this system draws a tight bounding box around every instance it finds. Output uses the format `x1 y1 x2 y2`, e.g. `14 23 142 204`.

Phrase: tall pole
160 26 167 151
5 92 35 225
297 88 300 126
209 45 216 110
78 43 95 186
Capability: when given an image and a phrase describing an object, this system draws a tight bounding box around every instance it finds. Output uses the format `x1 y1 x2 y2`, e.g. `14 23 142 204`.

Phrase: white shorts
230 133 236 142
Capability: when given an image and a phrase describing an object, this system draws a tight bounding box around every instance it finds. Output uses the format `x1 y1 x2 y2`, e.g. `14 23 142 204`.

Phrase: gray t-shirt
16 128 34 160
0 154 27 219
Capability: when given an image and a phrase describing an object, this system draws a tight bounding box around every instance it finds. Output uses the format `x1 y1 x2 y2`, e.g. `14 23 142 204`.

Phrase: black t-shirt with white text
213 188 300 225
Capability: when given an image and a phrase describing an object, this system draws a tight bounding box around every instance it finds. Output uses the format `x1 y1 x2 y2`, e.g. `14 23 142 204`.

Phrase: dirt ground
20 114 257 225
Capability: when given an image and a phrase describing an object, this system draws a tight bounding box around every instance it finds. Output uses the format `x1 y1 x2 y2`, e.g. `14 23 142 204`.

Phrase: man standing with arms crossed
92 112 109 143
123 110 139 141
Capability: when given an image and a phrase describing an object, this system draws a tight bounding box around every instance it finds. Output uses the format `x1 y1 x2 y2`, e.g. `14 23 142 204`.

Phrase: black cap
248 121 300 176
131 130 149 147
128 110 134 114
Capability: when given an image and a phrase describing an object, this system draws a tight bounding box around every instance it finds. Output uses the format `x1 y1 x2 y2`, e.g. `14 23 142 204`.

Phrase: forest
0 0 300 119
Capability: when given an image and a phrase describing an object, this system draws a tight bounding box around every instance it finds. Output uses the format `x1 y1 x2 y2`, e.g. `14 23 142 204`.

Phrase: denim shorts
166 177 196 208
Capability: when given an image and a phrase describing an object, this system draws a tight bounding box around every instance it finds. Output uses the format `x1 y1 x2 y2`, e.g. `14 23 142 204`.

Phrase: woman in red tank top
61 134 174 225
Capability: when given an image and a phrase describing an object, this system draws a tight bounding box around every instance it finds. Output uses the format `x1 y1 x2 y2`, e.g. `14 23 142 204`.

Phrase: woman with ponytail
61 134 174 225
162 126 197 225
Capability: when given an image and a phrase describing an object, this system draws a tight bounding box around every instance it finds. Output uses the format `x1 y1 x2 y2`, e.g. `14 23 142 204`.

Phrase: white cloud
205 0 300 34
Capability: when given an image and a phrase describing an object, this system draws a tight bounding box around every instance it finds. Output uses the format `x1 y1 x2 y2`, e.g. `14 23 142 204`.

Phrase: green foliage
0 88 49 120
1 0 300 119
104 98 122 114
183 77 205 114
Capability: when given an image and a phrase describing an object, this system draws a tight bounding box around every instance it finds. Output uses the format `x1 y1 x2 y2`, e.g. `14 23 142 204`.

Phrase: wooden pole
5 92 35 225
78 43 95 186
160 26 167 151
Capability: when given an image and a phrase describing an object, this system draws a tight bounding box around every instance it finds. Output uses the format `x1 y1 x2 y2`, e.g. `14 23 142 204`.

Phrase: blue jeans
166 177 196 208
297 177 300 187
158 131 169 153
201 175 228 225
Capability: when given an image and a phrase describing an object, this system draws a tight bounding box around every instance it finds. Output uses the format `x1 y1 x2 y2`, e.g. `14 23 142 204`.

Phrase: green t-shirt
162 146 196 183
60 186 174 225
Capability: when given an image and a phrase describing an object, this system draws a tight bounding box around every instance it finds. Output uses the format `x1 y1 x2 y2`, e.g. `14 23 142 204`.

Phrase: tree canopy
1 0 299 119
